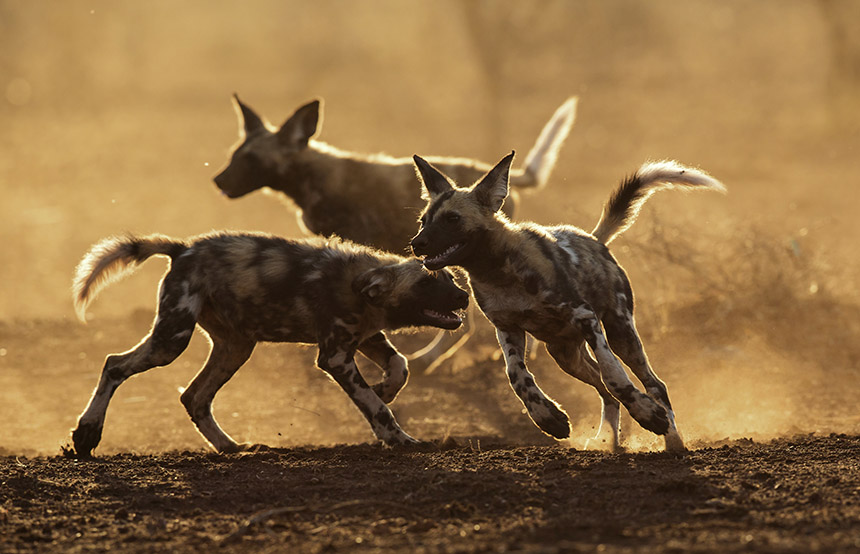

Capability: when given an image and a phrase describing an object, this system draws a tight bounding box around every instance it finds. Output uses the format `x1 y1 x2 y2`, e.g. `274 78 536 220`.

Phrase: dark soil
2 435 859 553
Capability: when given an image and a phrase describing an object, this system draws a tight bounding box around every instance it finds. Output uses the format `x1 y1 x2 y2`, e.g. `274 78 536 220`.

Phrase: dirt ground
2 1 860 553
1 434 858 554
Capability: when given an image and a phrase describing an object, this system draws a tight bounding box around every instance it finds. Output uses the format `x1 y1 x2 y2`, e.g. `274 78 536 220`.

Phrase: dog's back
185 234 401 341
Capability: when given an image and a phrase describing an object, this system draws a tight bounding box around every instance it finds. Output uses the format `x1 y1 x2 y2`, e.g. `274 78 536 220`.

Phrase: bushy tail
592 160 726 245
73 234 187 322
512 97 578 189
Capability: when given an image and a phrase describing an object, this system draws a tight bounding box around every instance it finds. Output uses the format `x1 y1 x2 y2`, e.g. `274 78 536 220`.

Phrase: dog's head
213 95 322 198
353 260 469 330
410 151 515 271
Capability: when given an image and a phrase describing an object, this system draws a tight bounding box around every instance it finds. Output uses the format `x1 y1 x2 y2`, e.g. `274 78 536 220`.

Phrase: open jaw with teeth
422 308 464 329
422 243 464 268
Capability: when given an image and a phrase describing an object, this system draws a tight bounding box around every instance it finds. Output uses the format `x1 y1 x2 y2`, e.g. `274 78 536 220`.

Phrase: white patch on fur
304 269 324 283
176 282 201 314
261 251 289 280
556 236 580 266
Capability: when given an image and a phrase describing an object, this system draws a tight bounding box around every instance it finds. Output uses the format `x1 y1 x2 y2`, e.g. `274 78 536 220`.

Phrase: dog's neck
269 155 325 209
271 142 384 209
456 218 522 285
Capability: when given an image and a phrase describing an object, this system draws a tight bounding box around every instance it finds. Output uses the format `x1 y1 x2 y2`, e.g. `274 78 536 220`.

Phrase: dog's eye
418 277 434 288
445 213 460 223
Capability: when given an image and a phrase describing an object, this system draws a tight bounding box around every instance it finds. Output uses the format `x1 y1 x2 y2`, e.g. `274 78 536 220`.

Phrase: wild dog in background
214 95 577 253
213 96 577 372
411 152 725 452
69 232 468 456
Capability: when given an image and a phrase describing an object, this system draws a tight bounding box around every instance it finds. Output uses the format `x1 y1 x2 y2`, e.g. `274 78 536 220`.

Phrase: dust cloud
0 1 858 455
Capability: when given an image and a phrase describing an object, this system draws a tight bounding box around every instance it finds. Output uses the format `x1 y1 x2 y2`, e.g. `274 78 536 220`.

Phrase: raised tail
511 96 578 190
591 160 726 245
73 234 188 322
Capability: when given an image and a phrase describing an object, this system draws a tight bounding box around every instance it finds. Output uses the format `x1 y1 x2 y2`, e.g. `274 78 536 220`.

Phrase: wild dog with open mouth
212 96 576 372
69 232 468 456
410 152 725 452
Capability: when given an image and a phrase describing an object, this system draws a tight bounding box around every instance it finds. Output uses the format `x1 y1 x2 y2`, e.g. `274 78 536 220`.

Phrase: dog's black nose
411 234 428 253
213 170 226 187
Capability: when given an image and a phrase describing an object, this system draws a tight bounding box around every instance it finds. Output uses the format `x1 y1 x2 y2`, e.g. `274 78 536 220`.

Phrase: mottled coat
211 96 576 373
411 153 725 452
70 232 468 456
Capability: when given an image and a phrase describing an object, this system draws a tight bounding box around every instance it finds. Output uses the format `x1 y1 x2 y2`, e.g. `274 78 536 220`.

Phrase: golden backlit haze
1 0 857 454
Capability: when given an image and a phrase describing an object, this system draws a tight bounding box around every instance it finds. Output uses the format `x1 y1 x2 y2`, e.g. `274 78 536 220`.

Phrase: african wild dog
212 96 576 372
69 232 468 456
213 95 577 253
411 152 725 452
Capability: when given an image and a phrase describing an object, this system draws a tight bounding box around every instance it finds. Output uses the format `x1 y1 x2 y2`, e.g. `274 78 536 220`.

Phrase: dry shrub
619 219 859 371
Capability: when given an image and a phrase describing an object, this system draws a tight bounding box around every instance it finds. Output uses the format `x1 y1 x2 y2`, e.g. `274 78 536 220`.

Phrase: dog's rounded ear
277 99 322 148
473 150 515 212
413 155 454 200
353 267 395 307
233 93 266 136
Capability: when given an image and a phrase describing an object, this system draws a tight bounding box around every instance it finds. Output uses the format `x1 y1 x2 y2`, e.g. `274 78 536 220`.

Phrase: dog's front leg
495 327 570 439
357 332 408 404
317 344 417 446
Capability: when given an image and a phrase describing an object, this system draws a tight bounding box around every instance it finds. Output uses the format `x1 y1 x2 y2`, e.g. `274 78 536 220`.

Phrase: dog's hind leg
358 332 408 404
545 341 621 452
180 335 255 453
318 334 417 446
496 327 570 439
603 309 685 452
569 304 670 437
71 274 199 457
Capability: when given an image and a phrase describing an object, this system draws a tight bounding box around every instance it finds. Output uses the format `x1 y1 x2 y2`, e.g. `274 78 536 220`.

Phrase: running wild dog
69 232 469 456
214 95 577 253
410 153 725 452
213 95 576 372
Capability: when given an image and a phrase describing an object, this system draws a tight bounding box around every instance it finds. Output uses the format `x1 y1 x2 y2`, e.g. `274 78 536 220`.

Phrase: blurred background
1 0 858 455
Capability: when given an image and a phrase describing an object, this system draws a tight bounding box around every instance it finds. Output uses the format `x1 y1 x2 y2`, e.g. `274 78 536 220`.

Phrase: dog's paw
238 442 271 453
664 429 687 453
627 395 670 436
530 400 571 440
383 432 420 447
71 422 103 458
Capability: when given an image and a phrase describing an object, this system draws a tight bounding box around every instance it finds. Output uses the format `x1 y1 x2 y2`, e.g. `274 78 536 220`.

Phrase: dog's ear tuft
277 99 322 148
472 150 515 212
353 267 395 307
413 155 454 200
233 93 266 136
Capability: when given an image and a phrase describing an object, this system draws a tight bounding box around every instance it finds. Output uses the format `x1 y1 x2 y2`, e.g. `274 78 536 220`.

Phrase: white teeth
426 243 462 264
423 309 461 322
